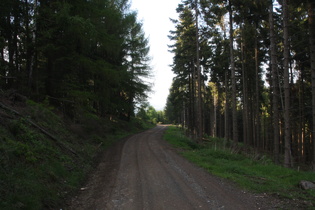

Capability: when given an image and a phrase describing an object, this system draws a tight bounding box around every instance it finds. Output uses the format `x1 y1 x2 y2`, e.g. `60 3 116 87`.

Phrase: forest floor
66 125 290 210
0 91 153 209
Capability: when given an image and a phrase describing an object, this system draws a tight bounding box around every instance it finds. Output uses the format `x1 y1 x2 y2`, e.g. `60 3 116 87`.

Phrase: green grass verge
164 126 315 206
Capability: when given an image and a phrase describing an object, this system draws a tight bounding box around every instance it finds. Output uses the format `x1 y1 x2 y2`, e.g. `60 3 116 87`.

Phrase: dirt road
68 125 277 209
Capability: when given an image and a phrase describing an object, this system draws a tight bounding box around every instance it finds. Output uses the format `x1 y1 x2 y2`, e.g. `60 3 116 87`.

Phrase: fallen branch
202 138 212 142
27 119 78 156
244 174 268 181
0 102 20 116
0 102 78 156
0 111 14 119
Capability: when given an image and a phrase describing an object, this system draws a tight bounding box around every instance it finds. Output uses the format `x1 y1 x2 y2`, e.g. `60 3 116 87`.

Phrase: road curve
68 125 273 210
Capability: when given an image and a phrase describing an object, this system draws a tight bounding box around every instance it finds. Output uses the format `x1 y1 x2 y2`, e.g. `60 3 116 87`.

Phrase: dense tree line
0 0 151 121
136 103 167 124
166 0 315 168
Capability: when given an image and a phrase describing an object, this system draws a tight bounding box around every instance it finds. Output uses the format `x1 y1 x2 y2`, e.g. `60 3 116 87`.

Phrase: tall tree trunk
13 3 19 75
229 0 238 145
269 0 280 164
241 23 249 146
283 0 291 168
188 65 195 137
223 27 230 141
224 69 230 141
254 27 260 148
213 89 217 137
195 0 203 143
309 0 315 170
209 82 218 137
25 0 31 89
7 13 14 78
28 0 37 91
298 65 305 163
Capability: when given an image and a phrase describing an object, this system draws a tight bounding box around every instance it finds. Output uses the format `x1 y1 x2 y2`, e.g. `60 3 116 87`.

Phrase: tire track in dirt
135 127 198 209
68 125 281 210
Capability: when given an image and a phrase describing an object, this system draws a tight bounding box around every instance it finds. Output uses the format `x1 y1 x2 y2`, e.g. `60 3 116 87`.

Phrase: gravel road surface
68 125 281 210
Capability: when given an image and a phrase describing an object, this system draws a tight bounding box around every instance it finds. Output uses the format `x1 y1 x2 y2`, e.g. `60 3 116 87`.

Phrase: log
0 102 78 156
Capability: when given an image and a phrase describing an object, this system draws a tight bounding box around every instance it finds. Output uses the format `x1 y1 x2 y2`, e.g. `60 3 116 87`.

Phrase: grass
0 100 154 210
164 126 315 207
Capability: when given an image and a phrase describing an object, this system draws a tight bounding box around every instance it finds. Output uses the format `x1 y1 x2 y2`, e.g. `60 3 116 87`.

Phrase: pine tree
195 0 203 142
282 0 292 168
228 0 238 144
309 0 315 169
169 3 199 136
269 0 280 164
123 12 151 121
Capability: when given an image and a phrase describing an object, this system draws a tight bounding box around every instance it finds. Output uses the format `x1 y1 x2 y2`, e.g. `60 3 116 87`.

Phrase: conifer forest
1 0 315 169
165 0 315 168
0 0 151 121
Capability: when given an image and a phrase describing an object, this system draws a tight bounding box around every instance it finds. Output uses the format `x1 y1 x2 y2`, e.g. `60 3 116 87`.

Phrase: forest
1 0 314 208
2 0 315 170
0 0 152 122
165 0 315 169
0 1 156 207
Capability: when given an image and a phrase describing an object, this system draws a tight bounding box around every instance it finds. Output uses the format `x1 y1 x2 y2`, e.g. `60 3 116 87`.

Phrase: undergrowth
164 126 315 208
0 100 154 210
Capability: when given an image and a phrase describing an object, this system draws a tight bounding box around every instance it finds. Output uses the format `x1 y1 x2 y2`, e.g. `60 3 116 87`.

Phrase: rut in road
107 126 216 209
69 125 271 210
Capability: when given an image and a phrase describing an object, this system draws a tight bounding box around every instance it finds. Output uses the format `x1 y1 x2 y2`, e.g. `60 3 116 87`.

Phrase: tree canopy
0 0 151 121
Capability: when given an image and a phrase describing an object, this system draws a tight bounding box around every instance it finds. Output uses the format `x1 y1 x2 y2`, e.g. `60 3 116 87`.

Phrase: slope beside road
67 125 278 209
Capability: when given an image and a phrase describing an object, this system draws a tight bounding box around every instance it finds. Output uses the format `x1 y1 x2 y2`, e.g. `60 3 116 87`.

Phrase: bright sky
130 0 180 111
